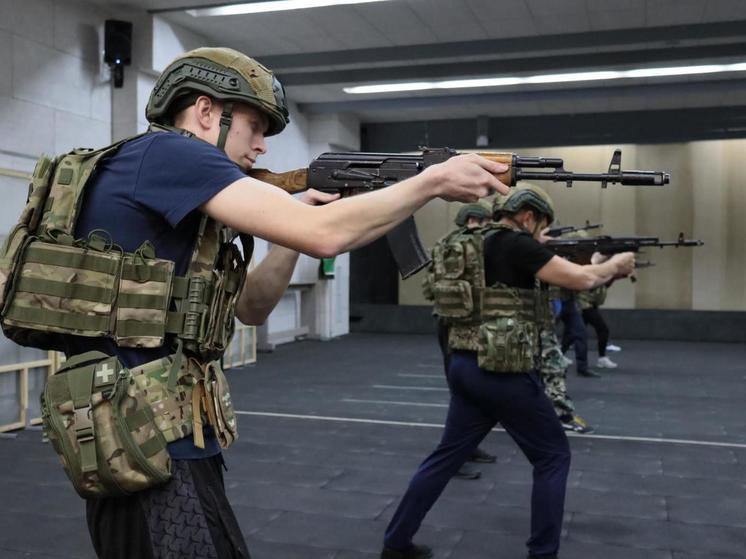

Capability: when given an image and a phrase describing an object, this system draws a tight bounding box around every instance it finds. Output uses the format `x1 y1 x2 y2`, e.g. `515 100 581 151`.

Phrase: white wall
0 0 114 175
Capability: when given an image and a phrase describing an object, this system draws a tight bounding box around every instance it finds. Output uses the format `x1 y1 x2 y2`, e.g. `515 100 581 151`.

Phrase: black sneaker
453 464 481 480
381 543 434 559
577 368 601 378
468 447 497 464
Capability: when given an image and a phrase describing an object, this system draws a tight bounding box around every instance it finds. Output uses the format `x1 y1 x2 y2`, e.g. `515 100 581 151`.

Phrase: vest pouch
114 247 175 348
40 352 171 499
477 317 537 374
432 280 474 318
3 240 120 339
205 361 238 448
0 223 32 310
433 240 467 279
202 245 245 356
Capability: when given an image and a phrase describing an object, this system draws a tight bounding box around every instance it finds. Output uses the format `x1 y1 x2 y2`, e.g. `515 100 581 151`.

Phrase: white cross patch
95 363 115 384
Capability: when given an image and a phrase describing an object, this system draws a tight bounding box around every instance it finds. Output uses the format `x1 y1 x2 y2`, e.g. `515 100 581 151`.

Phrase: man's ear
194 95 217 130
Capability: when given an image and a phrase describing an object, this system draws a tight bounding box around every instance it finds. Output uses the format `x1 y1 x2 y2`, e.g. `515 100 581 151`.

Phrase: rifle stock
248 168 308 194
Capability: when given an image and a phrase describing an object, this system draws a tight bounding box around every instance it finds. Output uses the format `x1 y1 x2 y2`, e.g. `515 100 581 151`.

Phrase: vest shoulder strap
40 133 150 237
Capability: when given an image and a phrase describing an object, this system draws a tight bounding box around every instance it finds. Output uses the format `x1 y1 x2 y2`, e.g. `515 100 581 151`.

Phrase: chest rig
424 223 549 373
0 126 248 497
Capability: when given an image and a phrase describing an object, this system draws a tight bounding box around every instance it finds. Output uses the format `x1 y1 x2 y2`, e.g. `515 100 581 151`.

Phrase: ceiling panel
585 0 646 11
532 13 592 34
404 0 491 42
526 0 588 16
463 0 535 26
645 0 708 25
351 2 437 46
587 9 646 30
703 0 746 19
302 7 394 50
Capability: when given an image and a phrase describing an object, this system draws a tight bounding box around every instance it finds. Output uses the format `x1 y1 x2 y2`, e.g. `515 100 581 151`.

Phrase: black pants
559 299 588 372
582 306 609 357
86 456 250 559
384 352 571 557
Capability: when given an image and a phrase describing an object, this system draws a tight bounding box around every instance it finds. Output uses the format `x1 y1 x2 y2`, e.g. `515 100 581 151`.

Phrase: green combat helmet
494 183 555 224
454 203 491 226
146 47 290 149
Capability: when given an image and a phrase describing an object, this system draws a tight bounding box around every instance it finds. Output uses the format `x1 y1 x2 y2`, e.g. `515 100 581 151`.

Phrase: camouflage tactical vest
424 223 549 373
577 285 607 310
0 125 247 497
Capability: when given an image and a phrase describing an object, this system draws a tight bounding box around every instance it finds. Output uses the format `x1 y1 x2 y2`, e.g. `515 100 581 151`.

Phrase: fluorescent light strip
188 0 393 16
344 62 746 94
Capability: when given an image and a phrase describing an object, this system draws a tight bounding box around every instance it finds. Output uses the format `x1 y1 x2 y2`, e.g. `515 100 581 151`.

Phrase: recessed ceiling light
344 62 746 94
187 0 395 16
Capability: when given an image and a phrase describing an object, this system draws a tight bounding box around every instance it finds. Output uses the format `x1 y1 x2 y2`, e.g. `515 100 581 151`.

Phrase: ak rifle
546 221 602 238
250 148 671 278
546 233 703 265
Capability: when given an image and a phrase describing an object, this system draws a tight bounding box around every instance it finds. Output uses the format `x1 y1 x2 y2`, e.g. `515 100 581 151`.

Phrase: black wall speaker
104 20 132 87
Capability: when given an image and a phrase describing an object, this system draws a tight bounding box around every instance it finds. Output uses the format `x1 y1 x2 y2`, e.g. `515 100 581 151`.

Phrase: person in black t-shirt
382 185 635 559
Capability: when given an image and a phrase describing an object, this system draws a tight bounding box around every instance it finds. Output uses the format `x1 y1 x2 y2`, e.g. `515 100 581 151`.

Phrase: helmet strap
217 102 234 152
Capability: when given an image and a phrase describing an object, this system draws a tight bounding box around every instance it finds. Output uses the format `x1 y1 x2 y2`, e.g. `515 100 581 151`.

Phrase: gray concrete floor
0 333 744 558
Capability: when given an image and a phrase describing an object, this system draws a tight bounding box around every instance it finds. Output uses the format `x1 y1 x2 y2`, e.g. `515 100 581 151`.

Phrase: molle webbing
448 284 537 351
480 286 537 321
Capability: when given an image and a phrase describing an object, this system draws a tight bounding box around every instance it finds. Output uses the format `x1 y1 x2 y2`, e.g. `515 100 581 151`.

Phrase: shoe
560 414 594 434
453 465 481 480
577 368 601 378
468 447 496 463
528 554 558 559
596 356 618 369
381 544 434 559
606 343 621 352
560 355 573 367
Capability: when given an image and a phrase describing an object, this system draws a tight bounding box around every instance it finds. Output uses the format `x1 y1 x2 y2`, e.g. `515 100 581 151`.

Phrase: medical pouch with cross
40 351 171 498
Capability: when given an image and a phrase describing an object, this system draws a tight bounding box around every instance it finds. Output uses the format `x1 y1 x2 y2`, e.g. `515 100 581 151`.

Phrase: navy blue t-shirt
64 130 247 459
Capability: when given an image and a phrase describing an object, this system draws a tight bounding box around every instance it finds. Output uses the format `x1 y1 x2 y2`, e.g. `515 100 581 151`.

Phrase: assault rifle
546 233 703 265
545 220 602 238
250 148 670 278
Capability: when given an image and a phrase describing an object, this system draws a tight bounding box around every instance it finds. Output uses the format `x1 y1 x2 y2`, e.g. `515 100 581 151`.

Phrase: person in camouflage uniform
539 308 594 434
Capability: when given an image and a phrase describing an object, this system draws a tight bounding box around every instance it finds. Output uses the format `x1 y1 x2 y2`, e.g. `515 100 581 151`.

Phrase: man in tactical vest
382 185 635 559
428 204 497 481
3 48 510 558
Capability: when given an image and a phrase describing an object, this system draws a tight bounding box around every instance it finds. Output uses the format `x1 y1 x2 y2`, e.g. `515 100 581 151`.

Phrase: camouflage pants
540 328 575 417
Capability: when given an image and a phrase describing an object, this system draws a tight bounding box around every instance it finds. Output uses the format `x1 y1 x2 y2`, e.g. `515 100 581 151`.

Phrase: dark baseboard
350 304 746 343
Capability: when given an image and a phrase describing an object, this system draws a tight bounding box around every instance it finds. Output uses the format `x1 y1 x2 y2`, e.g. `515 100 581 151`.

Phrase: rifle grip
476 152 515 186
249 168 308 194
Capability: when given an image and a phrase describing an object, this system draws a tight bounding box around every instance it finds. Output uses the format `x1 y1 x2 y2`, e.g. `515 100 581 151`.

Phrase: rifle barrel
515 170 669 186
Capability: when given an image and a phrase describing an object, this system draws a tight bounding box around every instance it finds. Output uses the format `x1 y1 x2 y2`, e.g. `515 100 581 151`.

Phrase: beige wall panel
691 141 726 310
400 141 742 311
723 140 746 310
634 144 694 309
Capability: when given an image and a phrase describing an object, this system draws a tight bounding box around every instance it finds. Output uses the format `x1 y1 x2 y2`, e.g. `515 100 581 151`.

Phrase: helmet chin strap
216 102 234 152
